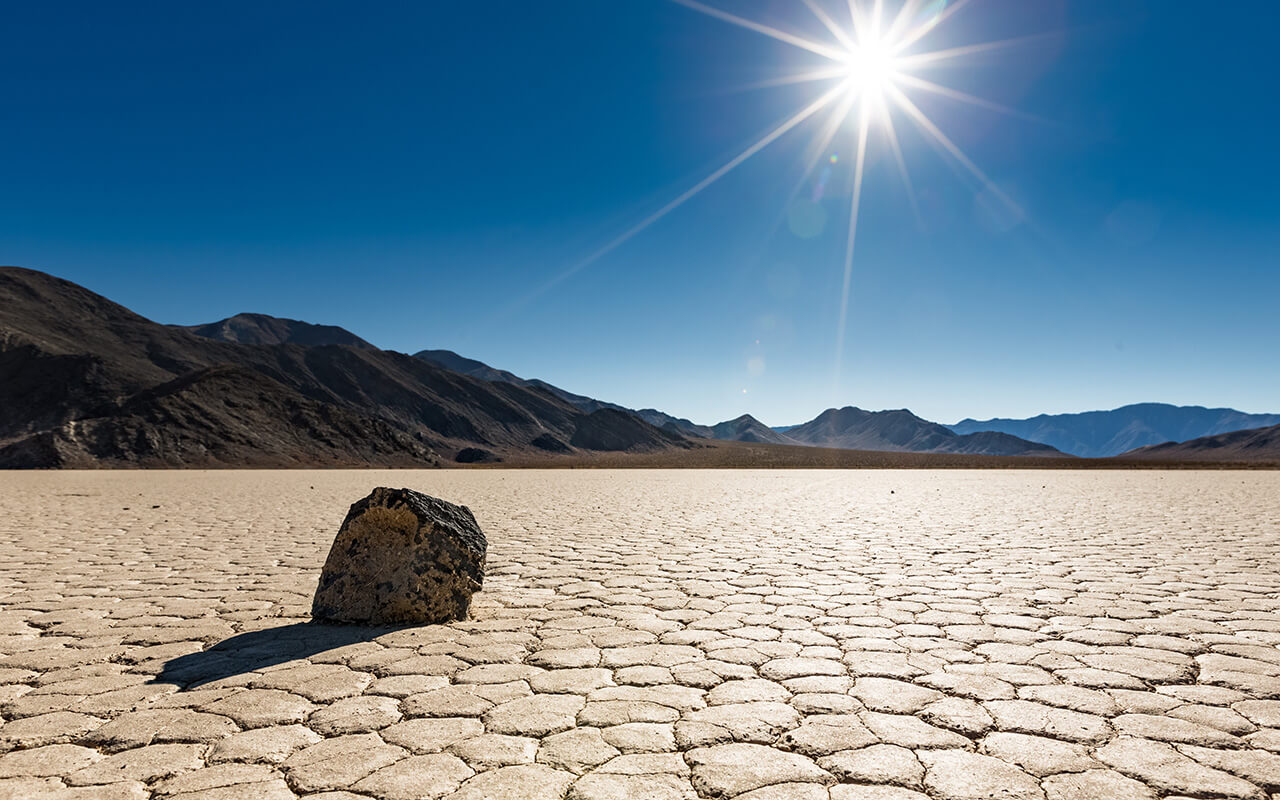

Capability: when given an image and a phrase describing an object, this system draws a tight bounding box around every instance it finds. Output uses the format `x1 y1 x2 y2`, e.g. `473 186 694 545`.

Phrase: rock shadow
152 621 406 689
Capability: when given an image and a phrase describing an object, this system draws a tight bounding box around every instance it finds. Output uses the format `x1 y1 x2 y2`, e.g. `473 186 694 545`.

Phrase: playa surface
1 469 1278 800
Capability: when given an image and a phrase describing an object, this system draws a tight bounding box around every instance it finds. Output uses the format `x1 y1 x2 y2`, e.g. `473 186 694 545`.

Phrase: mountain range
0 267 690 467
410 352 1058 456
948 403 1280 458
3 266 1275 467
782 407 1061 456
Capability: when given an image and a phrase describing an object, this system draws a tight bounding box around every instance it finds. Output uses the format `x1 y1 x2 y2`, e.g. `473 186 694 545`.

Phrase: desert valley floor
1 469 1278 800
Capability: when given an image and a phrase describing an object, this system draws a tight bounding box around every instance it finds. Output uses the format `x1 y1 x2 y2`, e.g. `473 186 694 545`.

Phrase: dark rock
312 487 487 625
455 447 501 463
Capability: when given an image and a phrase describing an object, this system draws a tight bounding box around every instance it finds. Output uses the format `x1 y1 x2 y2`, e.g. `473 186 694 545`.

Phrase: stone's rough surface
311 487 487 625
1 470 1279 800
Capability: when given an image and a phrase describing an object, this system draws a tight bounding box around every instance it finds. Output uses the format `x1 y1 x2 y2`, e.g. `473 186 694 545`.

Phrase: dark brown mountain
182 313 375 349
786 406 1062 456
1120 423 1280 462
0 267 689 467
0 364 435 468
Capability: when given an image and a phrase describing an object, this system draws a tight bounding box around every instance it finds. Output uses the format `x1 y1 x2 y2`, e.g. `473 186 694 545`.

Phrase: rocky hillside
0 267 690 467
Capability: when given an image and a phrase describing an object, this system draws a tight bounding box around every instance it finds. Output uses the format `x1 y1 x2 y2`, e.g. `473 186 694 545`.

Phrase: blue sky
3 1 1277 425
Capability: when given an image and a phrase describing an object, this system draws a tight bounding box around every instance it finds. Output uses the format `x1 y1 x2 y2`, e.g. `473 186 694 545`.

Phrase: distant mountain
421 350 1070 455
1121 423 1280 462
787 407 1061 456
633 409 713 439
0 267 690 467
710 415 800 445
949 403 1280 457
182 312 375 349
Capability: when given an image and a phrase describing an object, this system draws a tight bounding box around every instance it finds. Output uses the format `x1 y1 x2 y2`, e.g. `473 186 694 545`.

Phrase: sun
843 35 901 100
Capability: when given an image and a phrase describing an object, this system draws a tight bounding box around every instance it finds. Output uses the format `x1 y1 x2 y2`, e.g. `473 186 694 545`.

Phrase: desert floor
1 469 1278 800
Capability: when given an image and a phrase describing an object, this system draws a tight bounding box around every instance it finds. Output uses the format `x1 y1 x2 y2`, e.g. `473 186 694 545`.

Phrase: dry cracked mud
1 469 1278 800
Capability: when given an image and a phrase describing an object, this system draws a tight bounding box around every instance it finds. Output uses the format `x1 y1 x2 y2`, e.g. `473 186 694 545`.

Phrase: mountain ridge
14 267 1267 467
0 267 691 467
787 406 1063 457
949 403 1280 457
1121 423 1280 462
413 349 716 438
410 351 1060 456
179 313 376 349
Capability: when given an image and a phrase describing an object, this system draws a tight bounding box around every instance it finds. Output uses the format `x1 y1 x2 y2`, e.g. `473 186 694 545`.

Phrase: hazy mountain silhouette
1120 423 1280 462
0 267 689 467
949 403 1280 457
787 407 1061 456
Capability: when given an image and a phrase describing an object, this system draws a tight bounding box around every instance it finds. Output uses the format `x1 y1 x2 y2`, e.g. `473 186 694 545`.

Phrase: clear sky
3 1 1277 426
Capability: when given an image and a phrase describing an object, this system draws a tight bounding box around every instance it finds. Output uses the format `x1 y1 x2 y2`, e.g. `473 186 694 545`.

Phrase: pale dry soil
0 470 1278 800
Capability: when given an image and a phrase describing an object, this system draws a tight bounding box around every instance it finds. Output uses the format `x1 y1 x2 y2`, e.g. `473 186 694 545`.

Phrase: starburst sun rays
667 0 1030 383
527 0 1031 387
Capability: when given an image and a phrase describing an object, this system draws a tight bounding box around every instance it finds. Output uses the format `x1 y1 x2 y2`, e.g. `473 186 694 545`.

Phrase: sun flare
663 0 1034 387
530 1 1036 390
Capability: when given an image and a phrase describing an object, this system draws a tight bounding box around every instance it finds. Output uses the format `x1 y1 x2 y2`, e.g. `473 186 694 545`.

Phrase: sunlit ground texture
1 469 1279 799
